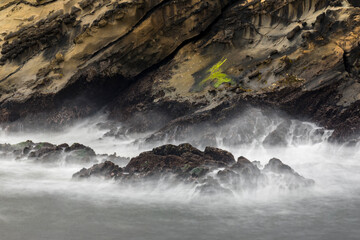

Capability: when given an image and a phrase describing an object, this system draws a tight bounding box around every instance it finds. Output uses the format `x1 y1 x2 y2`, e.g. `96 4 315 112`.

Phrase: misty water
1 109 360 240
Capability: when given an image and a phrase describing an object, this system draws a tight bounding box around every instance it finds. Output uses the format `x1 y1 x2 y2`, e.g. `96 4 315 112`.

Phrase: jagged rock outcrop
73 160 123 179
73 143 315 193
0 0 359 142
0 140 128 164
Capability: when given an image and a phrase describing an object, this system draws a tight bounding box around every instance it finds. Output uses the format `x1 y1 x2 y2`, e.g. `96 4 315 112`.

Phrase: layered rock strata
0 0 359 141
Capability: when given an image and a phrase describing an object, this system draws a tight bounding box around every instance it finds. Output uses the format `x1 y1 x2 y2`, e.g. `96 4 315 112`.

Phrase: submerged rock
263 121 291 147
64 143 96 163
264 158 315 188
73 143 315 194
0 141 122 165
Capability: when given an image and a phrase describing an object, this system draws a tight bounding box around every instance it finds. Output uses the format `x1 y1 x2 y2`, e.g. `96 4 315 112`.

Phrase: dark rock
270 49 279 56
248 70 260 79
216 156 263 189
71 6 81 15
74 143 236 181
287 26 301 40
58 143 69 149
231 156 261 177
196 177 233 195
123 144 226 180
73 144 314 194
217 169 239 182
79 0 96 9
23 147 31 155
0 141 97 164
348 0 360 7
73 161 123 179
264 158 295 175
152 143 203 157
204 146 236 165
264 158 315 187
103 153 130 165
263 121 291 147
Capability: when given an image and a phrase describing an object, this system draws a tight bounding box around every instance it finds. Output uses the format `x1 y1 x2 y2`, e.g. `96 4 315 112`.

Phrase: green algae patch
14 140 34 150
200 58 235 88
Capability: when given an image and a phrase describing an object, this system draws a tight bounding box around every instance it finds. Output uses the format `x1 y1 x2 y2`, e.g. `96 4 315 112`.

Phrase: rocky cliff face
0 0 359 141
0 0 230 124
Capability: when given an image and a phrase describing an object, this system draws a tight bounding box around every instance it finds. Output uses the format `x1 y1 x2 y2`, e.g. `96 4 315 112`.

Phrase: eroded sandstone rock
0 0 359 143
0 0 231 128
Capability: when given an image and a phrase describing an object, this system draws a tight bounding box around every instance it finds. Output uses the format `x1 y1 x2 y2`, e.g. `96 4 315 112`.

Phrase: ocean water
0 110 359 240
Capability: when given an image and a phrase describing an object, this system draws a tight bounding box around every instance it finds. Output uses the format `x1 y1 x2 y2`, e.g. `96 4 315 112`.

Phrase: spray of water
1 108 360 240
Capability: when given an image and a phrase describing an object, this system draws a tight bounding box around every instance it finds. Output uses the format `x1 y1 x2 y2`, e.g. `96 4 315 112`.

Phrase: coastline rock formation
0 0 359 142
0 140 314 193
0 0 231 126
73 143 315 194
0 140 128 164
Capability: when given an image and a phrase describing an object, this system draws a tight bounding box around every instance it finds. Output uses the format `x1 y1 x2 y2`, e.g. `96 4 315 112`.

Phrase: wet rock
204 146 236 165
263 121 291 147
73 161 123 179
231 156 261 177
264 158 315 187
102 153 130 166
28 143 63 163
73 144 315 194
196 177 233 195
264 158 293 173
217 169 239 182
0 141 97 164
123 143 224 180
152 143 203 157
217 156 263 189
64 143 96 163
129 144 234 178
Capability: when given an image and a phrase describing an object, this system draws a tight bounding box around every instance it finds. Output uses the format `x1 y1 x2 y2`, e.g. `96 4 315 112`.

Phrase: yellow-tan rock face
0 0 360 141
